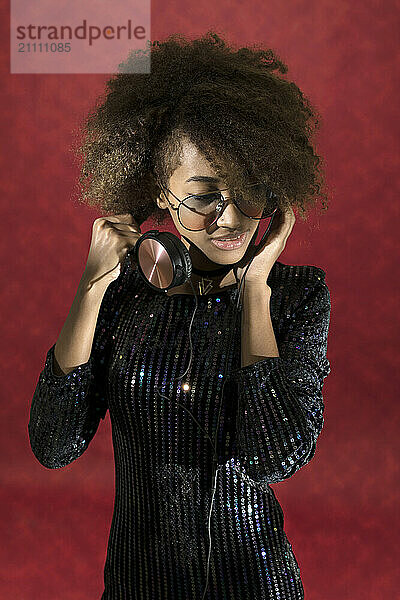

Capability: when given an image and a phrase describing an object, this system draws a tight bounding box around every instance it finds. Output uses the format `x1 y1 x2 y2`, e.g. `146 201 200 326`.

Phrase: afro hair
71 30 330 228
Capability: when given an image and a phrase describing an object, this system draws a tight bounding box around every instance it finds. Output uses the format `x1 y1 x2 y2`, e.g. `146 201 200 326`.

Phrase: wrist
242 280 271 294
77 275 109 299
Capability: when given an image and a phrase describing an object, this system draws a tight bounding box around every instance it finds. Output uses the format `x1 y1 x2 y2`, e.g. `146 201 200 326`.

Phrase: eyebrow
184 176 222 184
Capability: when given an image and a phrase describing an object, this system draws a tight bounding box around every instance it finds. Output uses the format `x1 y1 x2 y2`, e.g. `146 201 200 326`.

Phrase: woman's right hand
81 213 141 290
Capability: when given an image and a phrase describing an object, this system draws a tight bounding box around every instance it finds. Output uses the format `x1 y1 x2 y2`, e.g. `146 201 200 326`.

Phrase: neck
176 235 238 295
180 236 234 276
191 264 232 276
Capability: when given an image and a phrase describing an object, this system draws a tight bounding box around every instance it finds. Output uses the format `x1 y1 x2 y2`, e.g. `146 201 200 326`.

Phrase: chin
208 245 249 263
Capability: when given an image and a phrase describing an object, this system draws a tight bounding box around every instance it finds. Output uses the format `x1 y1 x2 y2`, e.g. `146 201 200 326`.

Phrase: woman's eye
194 192 220 202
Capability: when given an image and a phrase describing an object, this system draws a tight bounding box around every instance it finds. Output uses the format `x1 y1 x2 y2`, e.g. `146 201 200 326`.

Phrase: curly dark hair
70 30 330 228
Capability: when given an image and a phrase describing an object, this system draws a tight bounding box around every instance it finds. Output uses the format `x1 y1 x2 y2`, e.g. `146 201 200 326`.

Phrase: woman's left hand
232 205 296 286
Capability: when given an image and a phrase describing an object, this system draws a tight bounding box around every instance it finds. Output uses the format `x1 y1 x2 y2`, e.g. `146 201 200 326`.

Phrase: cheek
170 211 183 232
242 222 261 248
191 235 215 255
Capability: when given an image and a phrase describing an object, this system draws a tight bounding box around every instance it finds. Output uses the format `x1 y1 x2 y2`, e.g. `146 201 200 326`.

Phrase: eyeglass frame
156 180 279 232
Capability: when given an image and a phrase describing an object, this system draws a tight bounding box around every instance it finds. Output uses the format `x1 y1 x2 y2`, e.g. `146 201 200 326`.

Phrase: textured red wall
2 1 398 598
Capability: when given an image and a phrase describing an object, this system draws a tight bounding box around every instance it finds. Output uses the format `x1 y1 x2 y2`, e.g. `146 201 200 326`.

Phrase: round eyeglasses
158 181 279 232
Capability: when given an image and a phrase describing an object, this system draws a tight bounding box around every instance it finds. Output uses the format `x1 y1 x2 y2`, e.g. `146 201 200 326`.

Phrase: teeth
217 234 242 241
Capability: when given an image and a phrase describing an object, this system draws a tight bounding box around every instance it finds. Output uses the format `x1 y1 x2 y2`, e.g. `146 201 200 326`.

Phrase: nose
214 196 242 228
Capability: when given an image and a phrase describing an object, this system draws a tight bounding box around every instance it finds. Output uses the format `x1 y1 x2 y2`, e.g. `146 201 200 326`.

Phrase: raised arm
230 269 331 484
28 213 141 469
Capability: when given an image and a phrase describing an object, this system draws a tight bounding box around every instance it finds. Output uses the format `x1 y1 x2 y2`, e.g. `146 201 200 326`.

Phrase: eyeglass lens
179 183 278 231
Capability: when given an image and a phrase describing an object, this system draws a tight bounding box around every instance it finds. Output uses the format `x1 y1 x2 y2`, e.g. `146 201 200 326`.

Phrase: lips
210 231 247 250
212 232 246 240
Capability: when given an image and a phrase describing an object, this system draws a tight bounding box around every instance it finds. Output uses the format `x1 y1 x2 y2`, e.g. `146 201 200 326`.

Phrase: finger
101 213 141 229
282 205 296 236
113 230 141 240
282 204 296 224
260 208 294 251
107 222 141 234
108 212 134 221
270 206 294 235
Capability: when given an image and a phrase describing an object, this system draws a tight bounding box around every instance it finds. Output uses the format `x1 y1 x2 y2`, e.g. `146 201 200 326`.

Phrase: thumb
116 212 141 231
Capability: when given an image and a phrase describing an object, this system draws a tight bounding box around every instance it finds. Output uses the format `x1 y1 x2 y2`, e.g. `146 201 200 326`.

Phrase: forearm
241 282 280 368
53 276 109 376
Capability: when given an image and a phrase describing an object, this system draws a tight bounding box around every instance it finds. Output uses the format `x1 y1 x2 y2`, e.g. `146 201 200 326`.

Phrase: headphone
126 211 278 599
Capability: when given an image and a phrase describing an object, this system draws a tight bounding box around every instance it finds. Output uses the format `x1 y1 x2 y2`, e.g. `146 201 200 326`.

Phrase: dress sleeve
230 272 331 484
28 261 129 469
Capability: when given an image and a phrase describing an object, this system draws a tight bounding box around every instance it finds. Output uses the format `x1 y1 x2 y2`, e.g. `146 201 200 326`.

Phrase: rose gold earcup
137 237 174 289
131 230 192 291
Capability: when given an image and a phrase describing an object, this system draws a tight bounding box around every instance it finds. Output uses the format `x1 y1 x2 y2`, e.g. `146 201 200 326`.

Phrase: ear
156 192 169 210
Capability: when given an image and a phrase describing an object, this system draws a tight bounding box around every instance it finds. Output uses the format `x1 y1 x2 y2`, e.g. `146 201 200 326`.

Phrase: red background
2 1 399 598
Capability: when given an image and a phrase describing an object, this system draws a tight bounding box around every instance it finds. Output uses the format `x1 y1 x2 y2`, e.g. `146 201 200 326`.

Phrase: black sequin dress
28 258 331 600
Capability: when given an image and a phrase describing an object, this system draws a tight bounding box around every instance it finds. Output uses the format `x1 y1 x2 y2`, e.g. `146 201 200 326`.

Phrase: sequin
28 258 331 599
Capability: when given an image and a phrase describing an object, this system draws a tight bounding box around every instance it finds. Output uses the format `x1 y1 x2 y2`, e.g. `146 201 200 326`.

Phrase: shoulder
268 260 327 286
268 261 330 315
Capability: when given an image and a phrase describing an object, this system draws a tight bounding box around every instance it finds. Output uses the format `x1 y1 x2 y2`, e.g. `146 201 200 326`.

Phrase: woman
28 31 331 599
